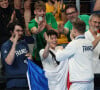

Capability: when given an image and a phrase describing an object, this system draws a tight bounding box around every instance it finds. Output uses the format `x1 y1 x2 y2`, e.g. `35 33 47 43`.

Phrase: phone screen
38 16 43 22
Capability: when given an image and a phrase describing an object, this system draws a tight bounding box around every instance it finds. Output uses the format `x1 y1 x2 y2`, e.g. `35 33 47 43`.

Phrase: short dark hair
7 20 24 32
46 30 58 37
72 19 86 34
65 4 78 13
34 1 46 11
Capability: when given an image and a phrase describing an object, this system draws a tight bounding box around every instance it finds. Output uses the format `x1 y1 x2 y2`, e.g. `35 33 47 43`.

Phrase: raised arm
42 33 52 59
92 36 100 49
5 33 18 65
55 42 76 61
31 20 47 34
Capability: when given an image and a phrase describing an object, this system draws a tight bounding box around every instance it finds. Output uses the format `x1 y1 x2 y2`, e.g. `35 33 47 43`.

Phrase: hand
38 20 47 32
44 32 52 45
46 24 53 30
95 36 100 41
12 33 19 44
25 53 33 60
70 30 75 40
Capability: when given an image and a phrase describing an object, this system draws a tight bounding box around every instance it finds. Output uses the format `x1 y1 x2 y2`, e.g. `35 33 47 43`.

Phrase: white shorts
69 81 94 90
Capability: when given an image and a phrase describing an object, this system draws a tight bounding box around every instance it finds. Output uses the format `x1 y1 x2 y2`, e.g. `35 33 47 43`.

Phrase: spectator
28 1 58 68
46 0 68 47
0 0 15 49
14 0 31 35
46 0 65 24
64 4 90 42
0 0 16 70
57 23 68 48
1 21 32 89
85 14 100 73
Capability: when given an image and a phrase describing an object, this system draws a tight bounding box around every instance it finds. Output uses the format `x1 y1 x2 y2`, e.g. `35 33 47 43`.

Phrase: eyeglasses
16 29 24 32
93 21 100 25
66 11 76 15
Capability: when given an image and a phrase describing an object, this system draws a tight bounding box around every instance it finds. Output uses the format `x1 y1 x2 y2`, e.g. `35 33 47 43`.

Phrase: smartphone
38 16 43 22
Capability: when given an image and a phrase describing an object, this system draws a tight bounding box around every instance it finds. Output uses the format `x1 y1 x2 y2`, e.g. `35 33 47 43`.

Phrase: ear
89 20 91 26
74 29 77 34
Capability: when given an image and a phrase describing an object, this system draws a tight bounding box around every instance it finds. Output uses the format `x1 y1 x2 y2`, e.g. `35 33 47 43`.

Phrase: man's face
66 7 78 22
89 16 100 32
13 25 24 39
0 0 9 8
50 35 57 49
34 8 46 20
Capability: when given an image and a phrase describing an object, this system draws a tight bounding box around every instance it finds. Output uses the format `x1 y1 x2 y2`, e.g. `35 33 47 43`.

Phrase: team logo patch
4 50 7 54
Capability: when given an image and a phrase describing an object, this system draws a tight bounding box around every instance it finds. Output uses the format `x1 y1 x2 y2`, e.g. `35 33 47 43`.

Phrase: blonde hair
34 1 46 11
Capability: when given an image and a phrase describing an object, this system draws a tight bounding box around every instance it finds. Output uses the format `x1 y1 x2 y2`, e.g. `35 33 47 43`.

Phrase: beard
70 17 79 23
91 26 100 32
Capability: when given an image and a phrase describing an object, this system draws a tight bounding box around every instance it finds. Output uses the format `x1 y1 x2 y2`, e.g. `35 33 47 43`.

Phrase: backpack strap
49 50 59 65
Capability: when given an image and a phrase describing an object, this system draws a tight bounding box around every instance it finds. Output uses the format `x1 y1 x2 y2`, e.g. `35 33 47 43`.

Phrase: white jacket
56 35 94 82
40 48 68 90
85 30 100 73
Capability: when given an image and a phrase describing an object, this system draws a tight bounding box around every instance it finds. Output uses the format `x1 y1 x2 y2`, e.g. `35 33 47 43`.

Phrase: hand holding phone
38 16 43 22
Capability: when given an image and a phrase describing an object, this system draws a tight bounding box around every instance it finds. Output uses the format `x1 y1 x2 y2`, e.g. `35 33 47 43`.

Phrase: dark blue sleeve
1 43 11 64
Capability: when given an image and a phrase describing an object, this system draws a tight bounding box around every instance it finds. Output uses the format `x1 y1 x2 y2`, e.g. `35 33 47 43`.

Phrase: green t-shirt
64 14 90 42
28 13 58 61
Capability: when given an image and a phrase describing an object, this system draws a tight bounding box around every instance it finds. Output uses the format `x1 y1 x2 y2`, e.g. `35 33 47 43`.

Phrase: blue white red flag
27 59 49 90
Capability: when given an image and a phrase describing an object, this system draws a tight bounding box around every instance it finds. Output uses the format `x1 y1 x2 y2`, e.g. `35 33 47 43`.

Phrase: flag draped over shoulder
27 59 49 90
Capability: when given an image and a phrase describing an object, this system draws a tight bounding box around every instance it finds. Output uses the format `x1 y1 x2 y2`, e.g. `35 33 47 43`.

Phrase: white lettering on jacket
15 49 28 56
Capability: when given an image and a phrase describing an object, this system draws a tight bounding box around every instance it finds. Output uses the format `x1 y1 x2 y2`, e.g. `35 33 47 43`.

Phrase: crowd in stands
0 0 100 90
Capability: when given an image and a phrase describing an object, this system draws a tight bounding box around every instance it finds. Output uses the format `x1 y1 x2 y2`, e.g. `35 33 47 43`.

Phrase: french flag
27 59 49 90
